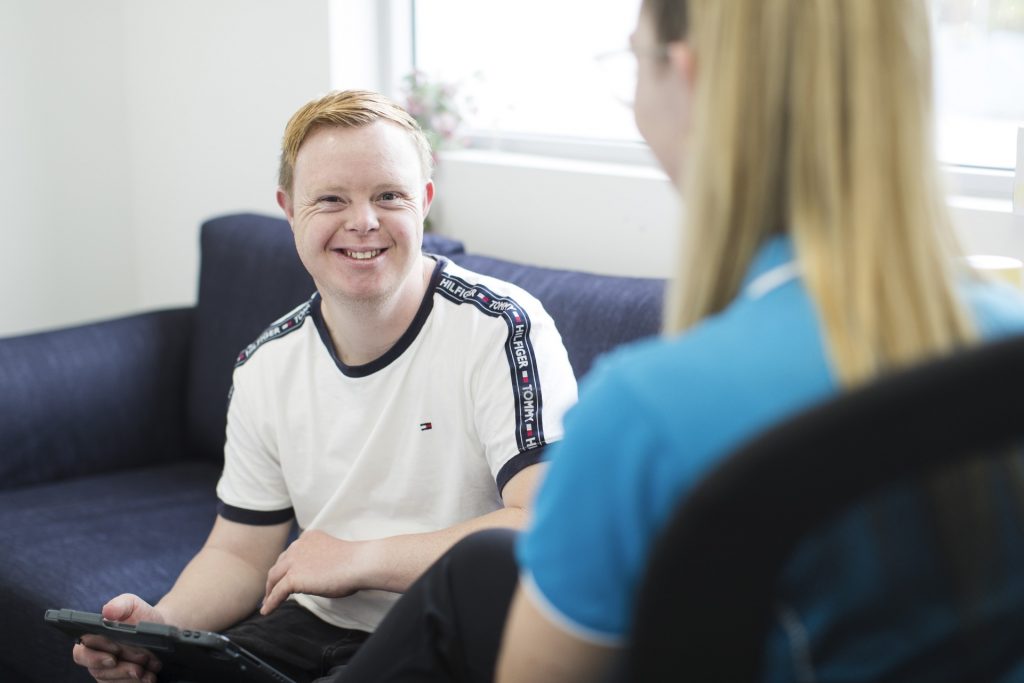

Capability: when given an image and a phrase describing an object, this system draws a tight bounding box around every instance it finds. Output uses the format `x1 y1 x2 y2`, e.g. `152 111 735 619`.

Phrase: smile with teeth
339 248 384 260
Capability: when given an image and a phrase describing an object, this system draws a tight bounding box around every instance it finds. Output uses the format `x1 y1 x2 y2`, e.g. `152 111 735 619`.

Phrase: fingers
117 645 160 668
101 593 157 625
261 532 359 613
86 661 158 683
262 547 293 615
86 662 158 683
79 634 121 657
72 594 165 682
261 570 293 616
74 643 159 683
79 635 160 667
264 552 287 599
101 594 139 622
74 640 119 669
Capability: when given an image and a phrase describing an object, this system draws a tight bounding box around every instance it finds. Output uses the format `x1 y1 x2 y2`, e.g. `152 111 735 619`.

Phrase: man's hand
260 465 549 616
71 594 164 683
261 529 371 615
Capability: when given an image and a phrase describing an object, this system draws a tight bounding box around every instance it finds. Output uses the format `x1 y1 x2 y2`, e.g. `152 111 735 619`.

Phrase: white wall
0 0 136 337
433 151 1024 281
0 0 330 338
3 1 1021 337
433 150 681 279
119 1 330 314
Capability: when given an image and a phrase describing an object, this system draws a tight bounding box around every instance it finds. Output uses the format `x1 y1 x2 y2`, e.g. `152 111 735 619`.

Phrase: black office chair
624 333 1024 682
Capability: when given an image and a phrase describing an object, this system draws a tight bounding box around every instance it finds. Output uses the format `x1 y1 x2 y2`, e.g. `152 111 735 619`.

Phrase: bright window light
932 0 1024 170
413 0 642 143
411 0 1023 174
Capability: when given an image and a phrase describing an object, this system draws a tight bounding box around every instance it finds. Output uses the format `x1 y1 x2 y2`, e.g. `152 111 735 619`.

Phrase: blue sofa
0 212 664 682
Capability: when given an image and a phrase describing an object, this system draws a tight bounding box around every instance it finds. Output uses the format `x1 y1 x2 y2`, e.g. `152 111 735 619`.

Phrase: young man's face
280 121 434 309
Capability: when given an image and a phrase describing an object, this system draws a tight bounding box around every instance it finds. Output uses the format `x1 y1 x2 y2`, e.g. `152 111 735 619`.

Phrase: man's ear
276 188 295 227
421 180 435 220
667 41 696 91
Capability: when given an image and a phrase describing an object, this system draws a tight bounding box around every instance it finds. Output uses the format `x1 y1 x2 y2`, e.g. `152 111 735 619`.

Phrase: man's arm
159 515 293 628
73 516 292 682
260 462 545 614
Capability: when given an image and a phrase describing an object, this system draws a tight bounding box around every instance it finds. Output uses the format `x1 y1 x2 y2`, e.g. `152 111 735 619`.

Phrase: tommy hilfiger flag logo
419 422 433 431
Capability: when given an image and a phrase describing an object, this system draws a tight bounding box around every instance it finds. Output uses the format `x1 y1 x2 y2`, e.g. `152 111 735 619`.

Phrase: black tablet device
44 608 298 683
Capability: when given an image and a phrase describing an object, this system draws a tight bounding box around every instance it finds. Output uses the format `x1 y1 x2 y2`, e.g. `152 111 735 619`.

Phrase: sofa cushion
0 462 221 683
450 253 665 380
185 213 465 463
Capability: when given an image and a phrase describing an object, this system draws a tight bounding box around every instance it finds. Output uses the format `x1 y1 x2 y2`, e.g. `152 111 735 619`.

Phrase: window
410 0 1022 181
931 0 1024 171
412 0 642 145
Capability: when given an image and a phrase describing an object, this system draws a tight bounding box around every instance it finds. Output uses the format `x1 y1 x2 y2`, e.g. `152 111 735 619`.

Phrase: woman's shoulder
580 330 726 400
587 289 824 388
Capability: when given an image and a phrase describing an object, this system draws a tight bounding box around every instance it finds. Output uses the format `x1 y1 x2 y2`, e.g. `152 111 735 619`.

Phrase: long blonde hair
656 0 975 385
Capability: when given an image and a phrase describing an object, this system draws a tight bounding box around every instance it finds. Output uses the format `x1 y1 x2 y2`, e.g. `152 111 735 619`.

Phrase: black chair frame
625 334 1024 682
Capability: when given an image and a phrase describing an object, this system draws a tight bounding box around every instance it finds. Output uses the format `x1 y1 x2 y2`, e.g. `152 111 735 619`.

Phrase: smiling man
72 90 577 683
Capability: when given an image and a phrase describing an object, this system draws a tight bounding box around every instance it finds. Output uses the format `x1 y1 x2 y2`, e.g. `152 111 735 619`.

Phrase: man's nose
345 203 380 233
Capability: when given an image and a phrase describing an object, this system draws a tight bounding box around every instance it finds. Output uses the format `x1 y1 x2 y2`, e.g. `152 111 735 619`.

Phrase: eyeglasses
594 43 670 107
595 48 637 106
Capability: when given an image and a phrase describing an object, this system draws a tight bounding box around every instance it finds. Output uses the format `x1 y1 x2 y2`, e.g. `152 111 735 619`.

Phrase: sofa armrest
0 308 194 491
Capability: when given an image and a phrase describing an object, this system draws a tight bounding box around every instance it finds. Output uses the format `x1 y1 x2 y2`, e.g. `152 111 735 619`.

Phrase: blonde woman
332 1 1024 681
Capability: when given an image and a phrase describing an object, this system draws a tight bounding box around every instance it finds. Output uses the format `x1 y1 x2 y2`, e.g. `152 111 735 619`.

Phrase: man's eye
319 196 343 203
380 192 401 202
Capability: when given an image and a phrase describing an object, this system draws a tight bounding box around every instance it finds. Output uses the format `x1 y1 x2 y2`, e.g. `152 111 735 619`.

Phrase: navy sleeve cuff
217 501 295 526
497 445 547 495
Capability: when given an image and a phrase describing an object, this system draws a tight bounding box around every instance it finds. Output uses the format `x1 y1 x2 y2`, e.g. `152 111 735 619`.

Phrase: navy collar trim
311 257 447 378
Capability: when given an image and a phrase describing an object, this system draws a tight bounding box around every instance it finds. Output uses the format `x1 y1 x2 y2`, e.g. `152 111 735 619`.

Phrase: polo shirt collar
739 235 798 300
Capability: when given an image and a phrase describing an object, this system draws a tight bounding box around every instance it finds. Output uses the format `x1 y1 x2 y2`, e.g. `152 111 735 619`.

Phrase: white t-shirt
216 257 578 631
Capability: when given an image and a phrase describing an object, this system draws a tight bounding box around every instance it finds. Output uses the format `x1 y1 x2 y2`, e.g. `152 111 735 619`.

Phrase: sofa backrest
185 213 664 462
186 214 311 461
448 254 665 382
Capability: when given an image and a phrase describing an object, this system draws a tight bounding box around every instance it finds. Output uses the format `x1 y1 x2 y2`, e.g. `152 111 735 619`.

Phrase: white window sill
433 146 1023 279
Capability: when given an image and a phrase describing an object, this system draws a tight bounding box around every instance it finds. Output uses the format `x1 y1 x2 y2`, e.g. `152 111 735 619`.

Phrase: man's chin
325 288 390 310
317 261 428 314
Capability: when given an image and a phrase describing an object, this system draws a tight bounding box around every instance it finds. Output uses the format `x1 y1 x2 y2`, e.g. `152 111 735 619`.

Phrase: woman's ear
667 42 696 91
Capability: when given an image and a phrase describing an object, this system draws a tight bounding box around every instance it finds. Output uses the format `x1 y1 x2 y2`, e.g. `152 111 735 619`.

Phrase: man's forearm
261 465 546 612
259 506 527 615
155 546 271 630
365 505 529 594
350 463 545 595
155 517 292 630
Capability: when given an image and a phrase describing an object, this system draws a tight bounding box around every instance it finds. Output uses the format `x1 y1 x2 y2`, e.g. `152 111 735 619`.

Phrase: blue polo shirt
518 236 1024 680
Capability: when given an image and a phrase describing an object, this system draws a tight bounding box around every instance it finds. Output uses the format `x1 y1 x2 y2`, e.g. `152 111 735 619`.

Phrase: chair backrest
625 333 1024 682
